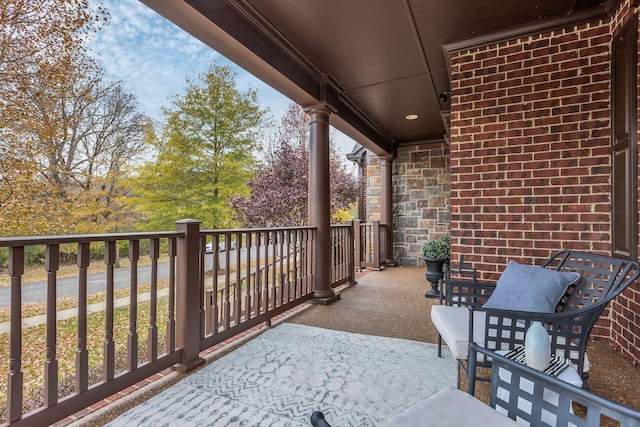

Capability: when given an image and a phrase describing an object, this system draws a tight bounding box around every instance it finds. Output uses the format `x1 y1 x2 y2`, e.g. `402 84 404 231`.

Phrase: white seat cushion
431 305 590 372
383 386 519 427
430 305 486 360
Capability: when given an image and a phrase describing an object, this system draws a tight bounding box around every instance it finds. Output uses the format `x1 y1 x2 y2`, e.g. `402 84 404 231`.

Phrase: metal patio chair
431 250 640 395
470 342 640 427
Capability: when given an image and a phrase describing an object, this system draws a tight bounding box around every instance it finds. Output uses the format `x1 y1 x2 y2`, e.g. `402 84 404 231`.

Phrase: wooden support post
174 219 205 373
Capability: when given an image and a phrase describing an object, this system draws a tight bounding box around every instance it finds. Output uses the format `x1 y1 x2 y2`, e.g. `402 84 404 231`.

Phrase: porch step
0 288 169 335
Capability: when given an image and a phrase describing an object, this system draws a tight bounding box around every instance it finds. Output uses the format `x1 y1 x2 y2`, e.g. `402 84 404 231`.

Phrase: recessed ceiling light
405 114 418 120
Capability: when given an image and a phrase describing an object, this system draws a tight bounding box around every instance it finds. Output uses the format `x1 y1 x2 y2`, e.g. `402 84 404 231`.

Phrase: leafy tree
129 62 266 230
0 0 107 136
0 1 149 237
1 52 148 235
0 152 64 235
232 104 360 227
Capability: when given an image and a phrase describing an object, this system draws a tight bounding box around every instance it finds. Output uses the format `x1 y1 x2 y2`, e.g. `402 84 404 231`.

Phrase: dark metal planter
421 256 448 298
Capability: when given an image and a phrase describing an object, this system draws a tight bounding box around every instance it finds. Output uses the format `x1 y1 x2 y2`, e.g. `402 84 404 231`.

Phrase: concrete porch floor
73 265 640 425
288 266 640 411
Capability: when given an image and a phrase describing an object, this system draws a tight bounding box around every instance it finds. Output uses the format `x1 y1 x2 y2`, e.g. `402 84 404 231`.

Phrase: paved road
0 251 233 308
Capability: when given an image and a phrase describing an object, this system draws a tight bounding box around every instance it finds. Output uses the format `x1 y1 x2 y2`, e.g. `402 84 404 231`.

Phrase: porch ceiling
141 0 611 156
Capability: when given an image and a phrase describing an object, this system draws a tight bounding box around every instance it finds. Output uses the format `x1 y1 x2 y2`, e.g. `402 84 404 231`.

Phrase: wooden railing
198 227 316 351
0 232 183 427
353 220 387 270
0 219 386 426
330 224 354 287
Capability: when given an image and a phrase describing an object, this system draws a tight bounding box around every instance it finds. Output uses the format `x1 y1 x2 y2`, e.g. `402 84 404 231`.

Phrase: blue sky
88 0 354 153
88 0 290 122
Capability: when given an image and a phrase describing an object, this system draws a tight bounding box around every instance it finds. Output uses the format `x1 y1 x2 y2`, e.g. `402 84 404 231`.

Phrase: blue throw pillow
482 260 581 313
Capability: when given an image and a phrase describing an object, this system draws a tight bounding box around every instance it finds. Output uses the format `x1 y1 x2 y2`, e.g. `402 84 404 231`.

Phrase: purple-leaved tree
232 104 360 227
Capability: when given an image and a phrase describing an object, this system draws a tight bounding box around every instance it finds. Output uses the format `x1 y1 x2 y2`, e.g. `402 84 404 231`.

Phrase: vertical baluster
348 222 356 282
372 220 381 268
76 242 89 393
103 241 116 381
204 236 212 336
340 229 344 278
292 230 299 298
271 230 277 308
218 289 225 326
348 227 353 277
212 235 219 333
295 230 304 297
336 228 340 281
263 231 271 326
203 241 211 337
334 228 340 281
308 228 315 293
223 234 231 329
353 220 361 269
332 229 336 281
234 232 241 325
337 229 341 281
263 231 269 313
243 233 252 321
346 228 350 276
300 230 306 293
340 227 345 279
368 224 372 263
299 230 305 293
148 238 159 362
294 230 299 295
254 232 262 316
345 228 350 276
301 230 306 293
205 290 212 335
8 246 24 423
44 244 59 407
280 230 286 304
333 228 338 281
366 224 372 263
166 237 176 353
285 230 291 302
302 229 307 292
127 240 139 371
199 235 205 339
345 228 349 276
276 230 282 305
277 230 283 297
338 228 343 279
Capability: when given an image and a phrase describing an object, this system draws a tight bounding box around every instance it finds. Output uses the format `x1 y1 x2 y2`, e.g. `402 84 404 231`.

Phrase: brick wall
449 0 640 366
366 144 450 265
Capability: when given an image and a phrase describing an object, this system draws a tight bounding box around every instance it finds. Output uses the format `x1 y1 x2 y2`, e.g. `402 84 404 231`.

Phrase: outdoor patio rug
107 323 456 426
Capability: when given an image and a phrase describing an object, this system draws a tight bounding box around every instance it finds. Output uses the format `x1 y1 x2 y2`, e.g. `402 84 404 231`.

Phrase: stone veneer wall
366 143 450 266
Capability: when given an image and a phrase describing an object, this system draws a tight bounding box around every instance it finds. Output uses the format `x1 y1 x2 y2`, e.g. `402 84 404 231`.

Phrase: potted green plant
420 236 450 298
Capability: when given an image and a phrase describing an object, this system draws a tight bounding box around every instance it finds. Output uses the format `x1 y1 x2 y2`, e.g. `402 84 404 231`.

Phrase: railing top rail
330 224 351 229
200 226 317 233
0 231 184 247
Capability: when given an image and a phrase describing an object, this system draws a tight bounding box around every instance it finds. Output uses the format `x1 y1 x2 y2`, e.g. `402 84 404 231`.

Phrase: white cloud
88 0 284 120
88 0 354 153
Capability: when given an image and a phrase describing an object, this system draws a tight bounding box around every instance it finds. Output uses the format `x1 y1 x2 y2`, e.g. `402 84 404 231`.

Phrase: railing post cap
175 219 202 225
